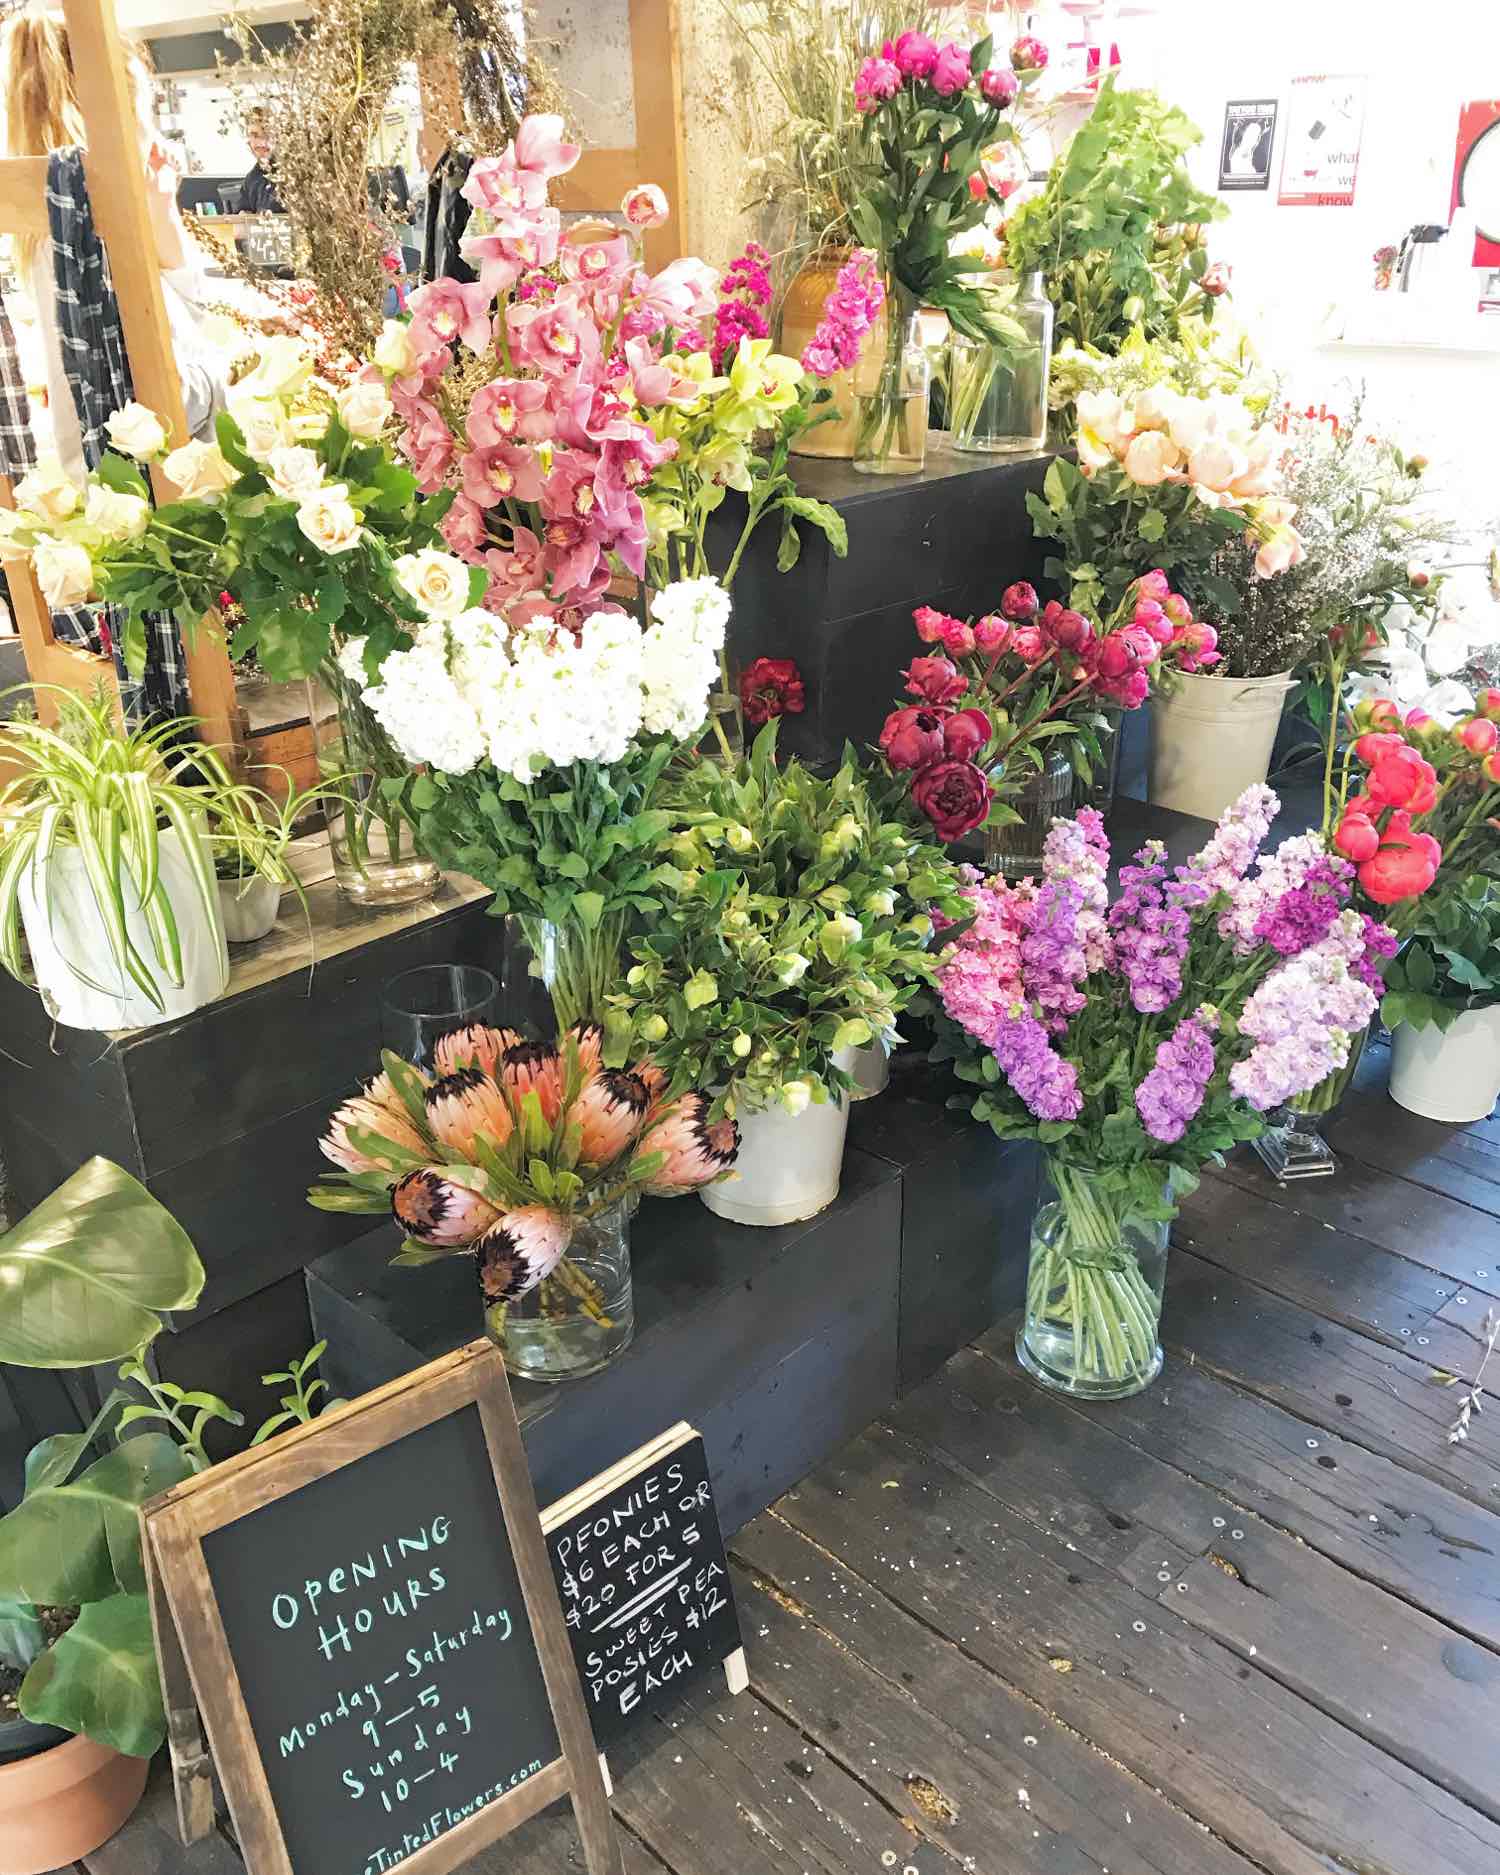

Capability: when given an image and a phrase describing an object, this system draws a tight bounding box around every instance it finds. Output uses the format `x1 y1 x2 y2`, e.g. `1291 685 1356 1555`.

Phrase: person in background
0 3 227 484
239 107 284 215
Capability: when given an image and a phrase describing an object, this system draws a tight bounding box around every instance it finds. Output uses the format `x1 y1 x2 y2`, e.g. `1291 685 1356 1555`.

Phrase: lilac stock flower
1107 841 1189 1013
1220 831 1329 955
1172 783 1278 905
1229 912 1380 1109
1353 913 1399 991
1135 1008 1219 1144
993 1003 1082 1123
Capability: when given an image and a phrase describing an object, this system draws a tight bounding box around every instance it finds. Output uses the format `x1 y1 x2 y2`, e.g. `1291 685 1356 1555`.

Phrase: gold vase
780 249 861 460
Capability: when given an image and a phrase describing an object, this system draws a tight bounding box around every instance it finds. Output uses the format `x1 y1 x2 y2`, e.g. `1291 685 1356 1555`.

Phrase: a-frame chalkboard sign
139 1341 622 1875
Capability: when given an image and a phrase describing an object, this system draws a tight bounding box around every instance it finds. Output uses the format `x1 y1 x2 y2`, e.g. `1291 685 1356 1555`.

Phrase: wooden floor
71 1033 1500 1875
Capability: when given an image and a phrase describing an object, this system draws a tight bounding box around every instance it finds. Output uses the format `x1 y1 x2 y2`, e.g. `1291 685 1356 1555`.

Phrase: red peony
1000 580 1039 622
941 707 992 762
740 656 806 725
1357 811 1442 905
880 705 949 771
904 654 968 704
912 757 992 842
1201 262 1232 297
1046 607 1094 654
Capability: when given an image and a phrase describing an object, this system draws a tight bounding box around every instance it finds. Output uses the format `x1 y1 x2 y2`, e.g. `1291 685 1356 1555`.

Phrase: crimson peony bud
973 613 1011 654
980 66 1019 107
1047 608 1094 654
911 757 992 841
881 704 950 771
1201 262 1232 297
941 707 992 762
903 654 968 704
1000 580 1039 622
1406 560 1432 590
940 615 977 656
1009 625 1046 663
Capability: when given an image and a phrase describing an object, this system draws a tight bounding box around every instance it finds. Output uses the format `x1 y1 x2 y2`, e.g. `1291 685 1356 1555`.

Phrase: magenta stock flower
801 249 886 379
993 1003 1082 1123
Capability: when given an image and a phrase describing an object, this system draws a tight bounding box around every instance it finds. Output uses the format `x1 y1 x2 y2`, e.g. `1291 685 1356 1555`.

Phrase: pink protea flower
391 1168 502 1247
460 442 544 508
574 1069 650 1166
424 1068 515 1155
321 1094 429 1176
514 113 581 181
498 1040 564 1124
621 182 670 229
468 377 553 446
562 1021 605 1080
406 278 494 356
475 1206 572 1304
434 1024 524 1079
642 1093 740 1195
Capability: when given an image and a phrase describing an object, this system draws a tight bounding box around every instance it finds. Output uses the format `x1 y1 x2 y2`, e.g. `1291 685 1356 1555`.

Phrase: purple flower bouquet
934 787 1395 1397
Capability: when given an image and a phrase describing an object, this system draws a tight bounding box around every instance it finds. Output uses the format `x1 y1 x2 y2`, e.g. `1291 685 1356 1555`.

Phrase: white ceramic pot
17 821 230 1031
1149 669 1295 822
217 873 281 944
849 1037 891 1101
1389 1006 1500 1124
701 1049 857 1228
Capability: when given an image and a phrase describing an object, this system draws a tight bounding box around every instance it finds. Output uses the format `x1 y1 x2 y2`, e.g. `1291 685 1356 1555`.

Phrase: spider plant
0 685 255 1014
209 768 350 896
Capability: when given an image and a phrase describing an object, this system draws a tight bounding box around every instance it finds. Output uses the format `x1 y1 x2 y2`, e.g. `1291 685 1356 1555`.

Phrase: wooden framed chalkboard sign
140 1341 622 1875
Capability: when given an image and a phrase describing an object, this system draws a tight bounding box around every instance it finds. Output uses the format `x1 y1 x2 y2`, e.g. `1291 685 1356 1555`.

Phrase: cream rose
372 320 417 376
1187 438 1244 494
337 378 393 440
163 440 236 502
1122 430 1179 487
244 336 313 399
394 548 470 620
32 536 94 609
1075 390 1128 453
15 459 80 523
228 395 291 463
104 401 167 460
266 445 325 503
83 485 150 543
296 484 361 555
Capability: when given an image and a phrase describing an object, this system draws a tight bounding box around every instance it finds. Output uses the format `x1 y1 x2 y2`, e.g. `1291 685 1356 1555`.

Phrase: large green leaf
19 1592 164 1757
0 1434 190 1605
0 1595 43 1671
0 1158 204 1366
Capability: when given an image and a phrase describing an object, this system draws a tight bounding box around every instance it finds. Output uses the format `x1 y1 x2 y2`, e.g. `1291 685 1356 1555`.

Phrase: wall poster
1278 75 1367 206
1218 99 1277 191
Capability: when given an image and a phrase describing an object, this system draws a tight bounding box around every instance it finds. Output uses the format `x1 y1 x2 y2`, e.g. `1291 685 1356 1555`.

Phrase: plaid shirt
47 149 186 721
0 279 36 478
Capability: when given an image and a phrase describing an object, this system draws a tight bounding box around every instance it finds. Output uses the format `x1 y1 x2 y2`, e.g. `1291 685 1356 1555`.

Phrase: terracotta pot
0 1732 148 1873
780 250 861 459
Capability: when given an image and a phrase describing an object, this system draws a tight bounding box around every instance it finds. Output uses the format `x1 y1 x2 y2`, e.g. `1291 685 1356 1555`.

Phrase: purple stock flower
1135 1008 1219 1144
993 1003 1082 1123
1251 855 1353 956
1108 841 1189 1013
1352 913 1398 991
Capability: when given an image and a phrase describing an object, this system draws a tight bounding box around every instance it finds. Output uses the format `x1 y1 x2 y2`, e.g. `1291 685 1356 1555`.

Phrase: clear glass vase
947 272 1054 454
482 1197 634 1382
1017 1157 1171 1400
1252 1026 1369 1181
852 291 931 476
1073 712 1123 815
984 748 1074 878
500 912 626 1036
308 665 439 908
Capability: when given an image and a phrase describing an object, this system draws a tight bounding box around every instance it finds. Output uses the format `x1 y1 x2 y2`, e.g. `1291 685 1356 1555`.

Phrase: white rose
15 458 80 522
394 548 470 621
83 485 150 543
244 336 313 399
228 395 291 463
266 445 325 503
104 401 167 460
373 320 417 376
32 536 94 608
337 377 393 440
296 484 361 555
163 440 236 502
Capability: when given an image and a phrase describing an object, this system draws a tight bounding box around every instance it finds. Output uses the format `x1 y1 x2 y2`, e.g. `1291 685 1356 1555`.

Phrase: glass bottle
948 271 1054 454
852 287 931 475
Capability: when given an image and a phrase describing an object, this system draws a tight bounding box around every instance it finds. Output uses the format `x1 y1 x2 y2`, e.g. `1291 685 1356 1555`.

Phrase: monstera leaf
0 1433 190 1606
0 1157 204 1367
19 1592 164 1757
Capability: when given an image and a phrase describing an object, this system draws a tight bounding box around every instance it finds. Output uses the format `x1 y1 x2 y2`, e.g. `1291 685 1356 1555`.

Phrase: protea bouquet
934 788 1396 1398
310 1023 739 1375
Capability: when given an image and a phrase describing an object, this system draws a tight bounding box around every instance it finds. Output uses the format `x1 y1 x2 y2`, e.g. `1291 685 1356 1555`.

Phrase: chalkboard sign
543 1425 745 1749
141 1343 621 1875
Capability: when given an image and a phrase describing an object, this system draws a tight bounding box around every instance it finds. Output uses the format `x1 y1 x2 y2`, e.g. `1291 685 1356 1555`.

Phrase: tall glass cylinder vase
948 271 1054 454
1017 1156 1171 1400
1073 712 1123 815
481 1197 633 1381
308 666 439 907
1252 1026 1369 1181
852 287 931 476
984 748 1074 878
500 911 627 1036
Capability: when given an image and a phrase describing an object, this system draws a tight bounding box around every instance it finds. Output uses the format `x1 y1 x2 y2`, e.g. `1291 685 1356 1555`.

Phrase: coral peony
1366 746 1438 814
1357 812 1442 905
1332 813 1380 863
912 757 992 841
1458 716 1499 756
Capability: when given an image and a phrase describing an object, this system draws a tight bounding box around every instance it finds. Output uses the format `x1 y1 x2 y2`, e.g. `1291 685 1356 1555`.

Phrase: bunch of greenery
718 0 937 299
611 727 965 1115
1005 77 1226 354
0 1161 334 1757
1380 875 1500 1033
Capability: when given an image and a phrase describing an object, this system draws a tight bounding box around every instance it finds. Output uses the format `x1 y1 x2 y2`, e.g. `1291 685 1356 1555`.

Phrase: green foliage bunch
1381 875 1500 1032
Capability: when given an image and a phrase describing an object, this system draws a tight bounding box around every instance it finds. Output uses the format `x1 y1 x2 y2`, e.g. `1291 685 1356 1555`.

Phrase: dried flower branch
1446 1307 1499 1445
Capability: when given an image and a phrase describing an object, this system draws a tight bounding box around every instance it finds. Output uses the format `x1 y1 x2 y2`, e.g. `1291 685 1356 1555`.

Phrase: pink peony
891 30 939 77
913 604 950 644
974 613 1011 654
855 53 903 110
941 615 977 656
1010 34 1048 72
904 654 969 705
929 40 973 96
980 66 1019 106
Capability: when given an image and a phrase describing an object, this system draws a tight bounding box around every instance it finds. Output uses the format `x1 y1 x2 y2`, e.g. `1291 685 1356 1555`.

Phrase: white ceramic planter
701 1049 857 1227
849 1037 891 1101
1149 669 1295 822
1389 1007 1500 1124
18 821 230 1031
217 873 281 944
